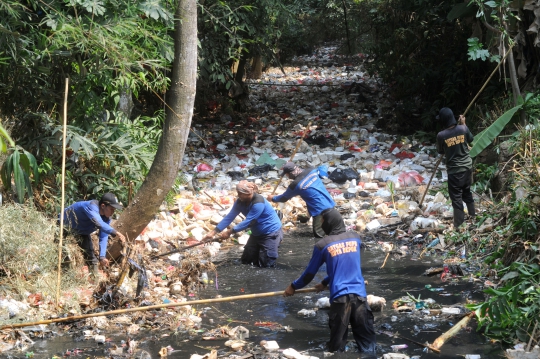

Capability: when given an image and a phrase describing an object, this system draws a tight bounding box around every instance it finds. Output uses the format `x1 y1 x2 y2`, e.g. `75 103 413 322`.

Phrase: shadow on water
21 226 505 358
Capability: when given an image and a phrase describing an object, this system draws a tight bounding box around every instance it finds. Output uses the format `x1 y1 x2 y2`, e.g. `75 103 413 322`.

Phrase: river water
18 226 504 359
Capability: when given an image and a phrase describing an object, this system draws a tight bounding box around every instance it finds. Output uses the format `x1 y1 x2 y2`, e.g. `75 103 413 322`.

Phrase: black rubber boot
466 202 476 218
453 208 466 228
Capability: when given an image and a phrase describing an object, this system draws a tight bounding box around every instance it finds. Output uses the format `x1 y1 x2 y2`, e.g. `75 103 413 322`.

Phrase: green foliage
467 262 540 343
164 173 189 208
472 163 497 194
362 0 495 131
470 104 522 157
0 123 14 152
18 112 160 212
0 146 39 203
467 37 499 62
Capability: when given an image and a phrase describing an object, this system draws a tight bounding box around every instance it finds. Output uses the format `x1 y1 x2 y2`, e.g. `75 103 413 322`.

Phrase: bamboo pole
203 190 245 220
271 121 312 195
151 237 220 259
55 78 69 307
431 312 475 350
419 155 443 208
0 288 318 330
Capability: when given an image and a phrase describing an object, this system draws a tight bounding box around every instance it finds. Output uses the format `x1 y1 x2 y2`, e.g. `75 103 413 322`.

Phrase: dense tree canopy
2 0 540 207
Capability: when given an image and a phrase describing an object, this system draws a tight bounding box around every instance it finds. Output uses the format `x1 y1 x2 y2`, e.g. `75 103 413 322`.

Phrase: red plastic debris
395 151 415 159
389 143 403 152
196 163 213 172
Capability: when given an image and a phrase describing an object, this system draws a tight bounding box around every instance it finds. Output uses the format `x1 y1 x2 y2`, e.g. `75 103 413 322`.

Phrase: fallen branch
431 312 475 350
0 288 317 330
151 237 221 259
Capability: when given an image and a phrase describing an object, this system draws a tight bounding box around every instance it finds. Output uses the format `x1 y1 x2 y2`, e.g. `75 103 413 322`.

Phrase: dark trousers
448 169 475 227
241 229 283 267
448 169 474 211
77 234 98 266
312 214 325 238
313 208 340 238
328 294 377 354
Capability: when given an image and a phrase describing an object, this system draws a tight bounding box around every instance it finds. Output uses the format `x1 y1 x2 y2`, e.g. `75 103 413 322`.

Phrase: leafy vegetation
0 147 39 203
445 123 540 345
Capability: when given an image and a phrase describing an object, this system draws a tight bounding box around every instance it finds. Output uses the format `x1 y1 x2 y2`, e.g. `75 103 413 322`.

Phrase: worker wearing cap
62 192 126 274
203 180 283 267
267 162 340 238
436 107 475 228
283 210 376 354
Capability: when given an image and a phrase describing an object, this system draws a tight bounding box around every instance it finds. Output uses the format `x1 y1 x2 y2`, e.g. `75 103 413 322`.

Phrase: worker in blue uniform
283 210 376 355
62 193 126 275
267 162 341 238
203 180 283 267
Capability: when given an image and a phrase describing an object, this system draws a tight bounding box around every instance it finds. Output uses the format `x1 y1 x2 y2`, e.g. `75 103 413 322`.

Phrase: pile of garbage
0 45 489 357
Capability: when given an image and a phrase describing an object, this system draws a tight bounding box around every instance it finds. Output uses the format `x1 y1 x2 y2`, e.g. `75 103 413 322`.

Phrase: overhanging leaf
500 271 519 282
11 151 26 203
470 105 522 158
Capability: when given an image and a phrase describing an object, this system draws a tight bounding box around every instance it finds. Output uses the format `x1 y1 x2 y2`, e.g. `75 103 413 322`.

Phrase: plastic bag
343 168 360 181
248 164 274 176
227 171 245 181
329 169 348 184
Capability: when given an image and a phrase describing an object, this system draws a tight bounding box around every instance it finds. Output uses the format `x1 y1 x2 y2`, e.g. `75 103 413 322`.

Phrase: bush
0 204 88 299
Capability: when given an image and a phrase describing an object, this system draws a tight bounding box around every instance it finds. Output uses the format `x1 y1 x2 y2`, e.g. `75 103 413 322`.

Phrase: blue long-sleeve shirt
62 200 117 258
291 231 367 303
215 194 282 236
271 167 335 217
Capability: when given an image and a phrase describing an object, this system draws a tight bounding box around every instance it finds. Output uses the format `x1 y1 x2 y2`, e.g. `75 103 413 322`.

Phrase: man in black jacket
436 107 475 227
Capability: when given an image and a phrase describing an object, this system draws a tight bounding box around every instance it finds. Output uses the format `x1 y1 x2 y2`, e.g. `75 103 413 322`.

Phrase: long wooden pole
204 190 244 220
55 78 69 307
419 155 443 208
419 45 515 209
0 288 317 330
151 237 220 259
271 122 312 195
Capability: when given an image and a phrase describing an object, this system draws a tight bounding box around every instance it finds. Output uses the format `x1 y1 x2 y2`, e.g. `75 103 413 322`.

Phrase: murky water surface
15 227 504 358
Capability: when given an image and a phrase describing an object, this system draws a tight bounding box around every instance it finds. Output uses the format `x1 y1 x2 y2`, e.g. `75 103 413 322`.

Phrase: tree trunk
107 0 198 260
251 56 263 79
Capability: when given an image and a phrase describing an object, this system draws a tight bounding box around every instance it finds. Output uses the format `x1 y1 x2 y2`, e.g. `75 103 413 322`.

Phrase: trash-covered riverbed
0 44 523 358
2 228 504 359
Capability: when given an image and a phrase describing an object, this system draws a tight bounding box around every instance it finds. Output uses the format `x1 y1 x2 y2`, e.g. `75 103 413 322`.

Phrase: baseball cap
100 193 124 209
280 162 298 176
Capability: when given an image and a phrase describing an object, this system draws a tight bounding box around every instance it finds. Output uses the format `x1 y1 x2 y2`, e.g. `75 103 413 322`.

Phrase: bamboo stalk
431 312 474 350
55 78 69 307
151 237 220 259
114 237 133 290
419 155 443 208
203 190 244 220
0 288 317 330
271 122 312 195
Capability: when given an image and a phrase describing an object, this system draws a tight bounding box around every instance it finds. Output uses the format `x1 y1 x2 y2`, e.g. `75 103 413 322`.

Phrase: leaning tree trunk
107 0 197 260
